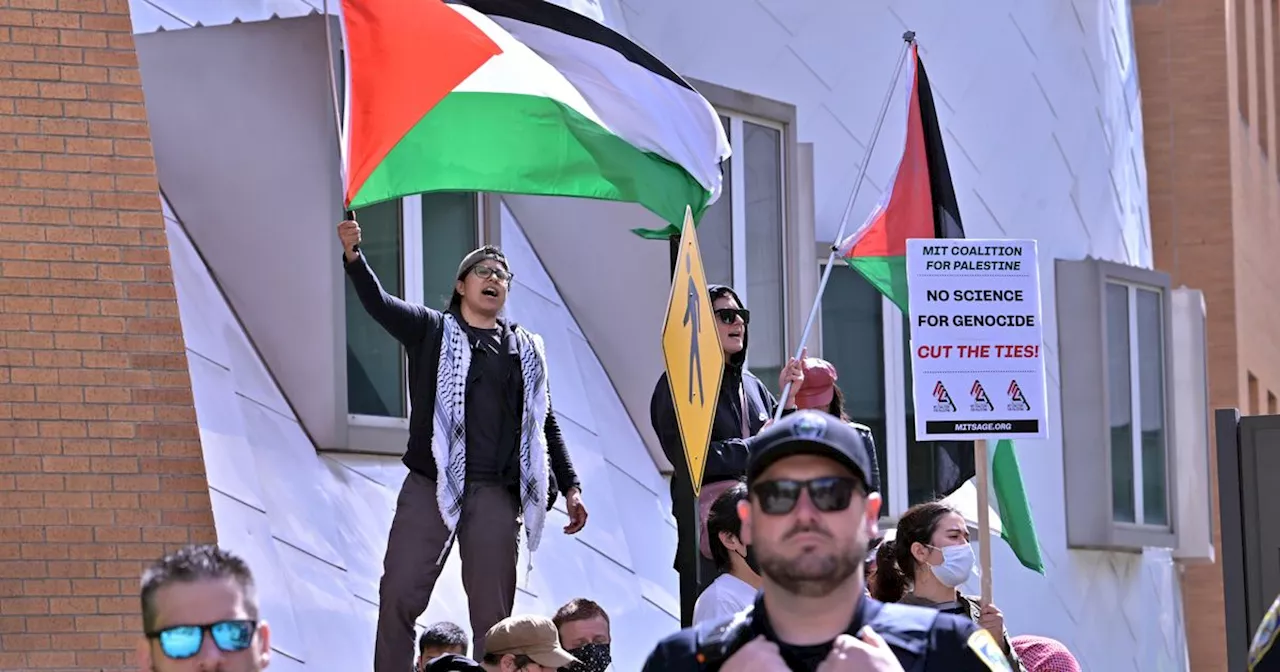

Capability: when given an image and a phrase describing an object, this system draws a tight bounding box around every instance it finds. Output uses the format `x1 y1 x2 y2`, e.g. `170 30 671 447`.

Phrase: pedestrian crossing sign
661 206 724 497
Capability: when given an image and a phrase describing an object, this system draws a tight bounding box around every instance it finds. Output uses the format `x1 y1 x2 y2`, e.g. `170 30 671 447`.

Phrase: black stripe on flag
447 0 695 92
914 54 964 241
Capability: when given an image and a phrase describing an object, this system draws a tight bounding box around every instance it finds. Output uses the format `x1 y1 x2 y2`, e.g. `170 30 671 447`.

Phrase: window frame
716 110 791 378
346 193 487 432
1105 277 1173 529
687 77 802 392
1056 257 1179 552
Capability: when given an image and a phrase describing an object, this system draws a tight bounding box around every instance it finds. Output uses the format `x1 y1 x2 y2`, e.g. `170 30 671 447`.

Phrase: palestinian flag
843 44 1044 574
990 439 1045 574
340 0 730 238
836 43 963 313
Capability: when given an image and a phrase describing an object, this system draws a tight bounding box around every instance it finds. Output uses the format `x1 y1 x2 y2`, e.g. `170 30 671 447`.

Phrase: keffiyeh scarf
431 313 551 562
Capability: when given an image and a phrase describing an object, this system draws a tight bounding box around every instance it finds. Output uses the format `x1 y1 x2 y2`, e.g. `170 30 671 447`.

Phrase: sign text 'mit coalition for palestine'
921 243 1024 272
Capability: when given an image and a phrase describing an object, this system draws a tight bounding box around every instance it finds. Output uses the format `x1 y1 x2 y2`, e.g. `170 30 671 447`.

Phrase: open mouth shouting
481 286 500 298
727 327 744 342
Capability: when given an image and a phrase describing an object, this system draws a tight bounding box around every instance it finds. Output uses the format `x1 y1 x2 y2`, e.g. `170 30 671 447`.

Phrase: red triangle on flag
342 0 502 207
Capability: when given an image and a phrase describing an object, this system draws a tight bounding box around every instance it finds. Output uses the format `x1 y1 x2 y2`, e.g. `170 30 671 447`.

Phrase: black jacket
649 285 786 571
642 593 1002 672
343 252 580 499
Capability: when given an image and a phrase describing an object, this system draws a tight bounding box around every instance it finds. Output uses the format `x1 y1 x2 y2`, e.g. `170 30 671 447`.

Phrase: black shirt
342 252 581 496
460 323 521 484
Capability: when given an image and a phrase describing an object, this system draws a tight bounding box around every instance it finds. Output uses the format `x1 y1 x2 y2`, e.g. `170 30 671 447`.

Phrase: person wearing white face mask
870 501 1025 671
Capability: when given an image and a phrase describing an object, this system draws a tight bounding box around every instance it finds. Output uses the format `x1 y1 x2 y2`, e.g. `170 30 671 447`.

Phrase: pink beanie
796 358 838 410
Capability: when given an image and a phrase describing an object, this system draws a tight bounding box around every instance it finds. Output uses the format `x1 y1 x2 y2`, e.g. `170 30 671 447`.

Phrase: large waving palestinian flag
340 0 730 239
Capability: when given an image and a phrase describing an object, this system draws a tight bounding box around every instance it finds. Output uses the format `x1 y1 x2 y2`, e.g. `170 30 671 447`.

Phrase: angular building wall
165 193 679 670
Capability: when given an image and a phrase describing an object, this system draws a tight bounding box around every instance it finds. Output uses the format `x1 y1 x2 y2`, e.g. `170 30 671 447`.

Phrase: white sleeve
692 583 748 626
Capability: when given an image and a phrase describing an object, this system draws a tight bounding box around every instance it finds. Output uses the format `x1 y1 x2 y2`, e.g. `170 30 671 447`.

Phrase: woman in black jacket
649 284 803 627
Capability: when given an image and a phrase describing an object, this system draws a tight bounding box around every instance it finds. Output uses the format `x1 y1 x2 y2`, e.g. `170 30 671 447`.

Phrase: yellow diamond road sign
661 206 725 498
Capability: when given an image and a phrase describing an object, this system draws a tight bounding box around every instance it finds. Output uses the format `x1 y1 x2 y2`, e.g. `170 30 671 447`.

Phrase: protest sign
906 239 1048 441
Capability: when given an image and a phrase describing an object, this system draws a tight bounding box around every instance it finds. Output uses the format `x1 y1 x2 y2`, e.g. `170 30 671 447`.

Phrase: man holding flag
333 0 734 668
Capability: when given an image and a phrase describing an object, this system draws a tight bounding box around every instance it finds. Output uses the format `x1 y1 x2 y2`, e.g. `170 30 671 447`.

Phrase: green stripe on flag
846 255 910 314
351 92 710 232
992 439 1044 574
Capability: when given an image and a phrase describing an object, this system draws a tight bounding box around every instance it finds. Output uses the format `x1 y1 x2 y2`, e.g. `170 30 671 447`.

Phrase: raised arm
339 220 438 346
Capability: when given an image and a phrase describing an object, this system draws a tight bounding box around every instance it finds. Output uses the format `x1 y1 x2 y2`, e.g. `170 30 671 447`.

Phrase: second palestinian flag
837 43 964 313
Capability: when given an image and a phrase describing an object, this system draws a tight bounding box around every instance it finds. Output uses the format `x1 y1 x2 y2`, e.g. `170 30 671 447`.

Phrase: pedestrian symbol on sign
682 255 704 406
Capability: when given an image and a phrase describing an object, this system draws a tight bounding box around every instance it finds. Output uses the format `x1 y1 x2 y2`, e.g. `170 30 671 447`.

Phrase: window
345 193 480 421
1104 282 1169 527
817 263 974 516
698 113 788 393
1057 258 1178 551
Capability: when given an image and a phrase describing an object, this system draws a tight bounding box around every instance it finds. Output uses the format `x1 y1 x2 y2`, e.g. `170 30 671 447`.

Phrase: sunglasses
751 476 860 515
146 620 257 660
715 308 750 325
472 265 514 283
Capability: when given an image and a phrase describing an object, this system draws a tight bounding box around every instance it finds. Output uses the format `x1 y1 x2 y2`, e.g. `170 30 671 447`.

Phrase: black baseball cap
746 410 873 487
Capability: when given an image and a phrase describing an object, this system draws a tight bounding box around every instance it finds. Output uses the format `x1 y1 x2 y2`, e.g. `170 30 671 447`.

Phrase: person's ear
455 279 466 296
136 637 151 668
911 541 930 565
718 530 740 554
256 621 272 666
736 499 753 546
863 492 882 537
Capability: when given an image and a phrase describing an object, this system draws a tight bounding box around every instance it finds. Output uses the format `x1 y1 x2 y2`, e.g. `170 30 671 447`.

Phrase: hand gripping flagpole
773 32 915 421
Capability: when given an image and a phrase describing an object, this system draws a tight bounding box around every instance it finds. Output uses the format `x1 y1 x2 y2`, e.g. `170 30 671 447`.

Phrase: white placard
907 238 1048 441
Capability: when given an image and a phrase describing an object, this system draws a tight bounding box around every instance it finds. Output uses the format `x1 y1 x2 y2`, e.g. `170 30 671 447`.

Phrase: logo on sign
1007 380 1031 412
969 380 994 412
932 382 957 413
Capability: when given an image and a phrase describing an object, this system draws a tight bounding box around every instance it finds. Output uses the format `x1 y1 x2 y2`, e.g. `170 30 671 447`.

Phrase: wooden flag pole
975 439 993 605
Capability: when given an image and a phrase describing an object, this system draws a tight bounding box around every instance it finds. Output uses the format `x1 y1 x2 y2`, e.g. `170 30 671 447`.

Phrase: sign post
906 238 1047 604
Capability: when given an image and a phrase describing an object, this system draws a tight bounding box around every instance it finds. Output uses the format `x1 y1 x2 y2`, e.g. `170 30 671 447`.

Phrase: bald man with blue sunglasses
138 544 271 671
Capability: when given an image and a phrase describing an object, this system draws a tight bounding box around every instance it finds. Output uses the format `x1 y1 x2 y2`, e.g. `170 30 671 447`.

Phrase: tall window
818 264 972 516
698 113 788 392
346 193 480 420
1105 281 1169 527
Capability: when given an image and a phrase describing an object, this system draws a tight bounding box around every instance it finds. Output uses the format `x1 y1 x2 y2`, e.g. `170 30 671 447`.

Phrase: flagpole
323 1 358 225
774 31 916 421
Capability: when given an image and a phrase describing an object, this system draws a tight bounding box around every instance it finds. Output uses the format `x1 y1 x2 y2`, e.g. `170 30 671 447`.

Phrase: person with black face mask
694 480 762 624
551 599 612 672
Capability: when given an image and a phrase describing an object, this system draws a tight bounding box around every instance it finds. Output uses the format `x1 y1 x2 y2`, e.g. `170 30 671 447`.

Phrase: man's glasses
715 308 750 325
146 620 257 660
472 265 514 283
751 477 859 515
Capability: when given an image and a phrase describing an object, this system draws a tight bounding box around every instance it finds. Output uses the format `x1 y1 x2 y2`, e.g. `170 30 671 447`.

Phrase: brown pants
373 472 520 672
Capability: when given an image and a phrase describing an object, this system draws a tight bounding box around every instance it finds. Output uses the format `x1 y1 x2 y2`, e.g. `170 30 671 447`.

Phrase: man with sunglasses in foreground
139 544 270 671
651 284 806 627
339 220 588 671
642 411 1011 671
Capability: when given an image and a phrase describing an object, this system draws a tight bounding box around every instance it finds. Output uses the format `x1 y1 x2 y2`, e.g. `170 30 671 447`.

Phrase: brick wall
0 0 215 670
1131 0 1280 670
